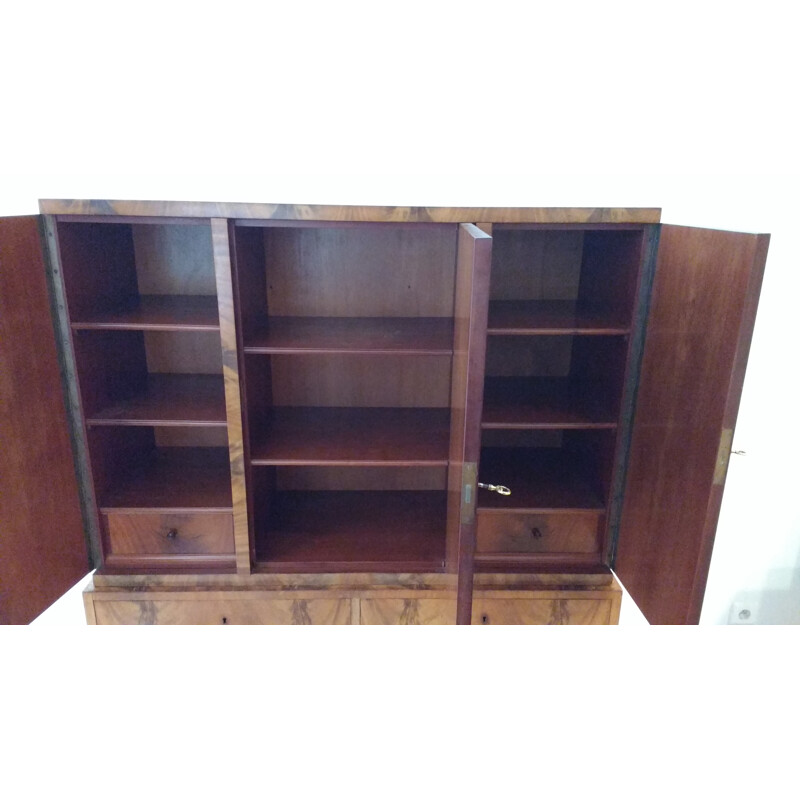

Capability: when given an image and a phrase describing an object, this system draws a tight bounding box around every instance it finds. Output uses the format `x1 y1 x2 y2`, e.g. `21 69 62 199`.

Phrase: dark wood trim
44 215 107 570
40 199 662 225
605 224 661 564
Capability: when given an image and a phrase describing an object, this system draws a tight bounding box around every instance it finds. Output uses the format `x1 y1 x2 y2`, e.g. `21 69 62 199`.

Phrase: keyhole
221 617 228 624
481 614 489 624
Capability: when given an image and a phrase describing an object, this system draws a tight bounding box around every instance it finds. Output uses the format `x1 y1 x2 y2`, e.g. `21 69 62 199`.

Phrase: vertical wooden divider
211 218 251 574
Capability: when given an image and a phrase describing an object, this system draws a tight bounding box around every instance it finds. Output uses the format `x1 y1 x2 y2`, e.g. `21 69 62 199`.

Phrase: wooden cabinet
0 202 769 624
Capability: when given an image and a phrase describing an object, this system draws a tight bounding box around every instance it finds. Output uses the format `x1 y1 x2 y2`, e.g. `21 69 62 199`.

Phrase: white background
2 1 798 796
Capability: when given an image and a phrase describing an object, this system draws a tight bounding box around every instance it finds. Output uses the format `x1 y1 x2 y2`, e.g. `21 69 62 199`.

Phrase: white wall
3 3 798 625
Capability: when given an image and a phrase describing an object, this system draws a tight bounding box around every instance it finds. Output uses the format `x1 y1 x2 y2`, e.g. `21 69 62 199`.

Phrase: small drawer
476 512 600 554
105 512 234 556
472 597 615 625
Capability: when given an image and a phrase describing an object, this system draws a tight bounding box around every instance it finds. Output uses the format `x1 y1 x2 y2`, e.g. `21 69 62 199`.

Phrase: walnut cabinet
0 202 769 624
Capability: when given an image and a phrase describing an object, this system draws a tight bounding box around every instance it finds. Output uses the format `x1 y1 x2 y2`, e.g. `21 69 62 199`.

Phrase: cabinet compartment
233 222 457 353
56 219 218 329
244 353 451 466
488 227 643 333
478 429 615 512
74 329 225 424
252 466 447 571
87 426 232 513
482 335 628 429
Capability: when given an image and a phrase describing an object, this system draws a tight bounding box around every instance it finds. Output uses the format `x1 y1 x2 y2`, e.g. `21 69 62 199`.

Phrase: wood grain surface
448 224 493 623
615 225 769 624
211 219 252 573
0 216 89 624
471 596 615 624
40 199 662 224
476 511 601 554
105 511 234 555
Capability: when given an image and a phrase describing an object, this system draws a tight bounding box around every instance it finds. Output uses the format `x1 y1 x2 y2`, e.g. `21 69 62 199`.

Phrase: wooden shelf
477 447 605 511
482 377 618 429
244 316 453 355
487 301 630 335
256 490 446 570
87 375 226 426
249 407 450 466
99 447 232 512
71 295 220 331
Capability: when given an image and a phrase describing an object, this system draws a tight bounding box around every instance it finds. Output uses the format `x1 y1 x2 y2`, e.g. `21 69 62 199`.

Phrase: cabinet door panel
616 225 769 624
448 223 492 623
0 216 89 624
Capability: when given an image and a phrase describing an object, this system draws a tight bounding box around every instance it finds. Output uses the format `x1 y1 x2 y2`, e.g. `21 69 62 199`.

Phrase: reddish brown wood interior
477 227 645 569
231 222 461 571
56 219 230 563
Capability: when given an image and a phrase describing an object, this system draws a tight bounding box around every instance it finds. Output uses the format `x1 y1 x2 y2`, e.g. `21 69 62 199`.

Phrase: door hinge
713 428 734 486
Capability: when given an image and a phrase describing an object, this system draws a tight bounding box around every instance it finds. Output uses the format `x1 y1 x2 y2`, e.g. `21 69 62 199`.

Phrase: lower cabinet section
84 573 621 625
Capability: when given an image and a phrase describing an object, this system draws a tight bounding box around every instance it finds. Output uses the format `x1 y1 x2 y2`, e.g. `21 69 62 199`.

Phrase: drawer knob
166 528 178 539
530 527 542 539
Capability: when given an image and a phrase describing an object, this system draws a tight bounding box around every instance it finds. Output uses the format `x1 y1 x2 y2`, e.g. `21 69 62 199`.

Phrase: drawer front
472 597 614 625
359 598 456 625
105 512 234 556
476 512 600 554
92 596 352 625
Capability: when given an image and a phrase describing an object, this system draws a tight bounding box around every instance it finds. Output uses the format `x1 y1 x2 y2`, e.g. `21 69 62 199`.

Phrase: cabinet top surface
39 199 661 224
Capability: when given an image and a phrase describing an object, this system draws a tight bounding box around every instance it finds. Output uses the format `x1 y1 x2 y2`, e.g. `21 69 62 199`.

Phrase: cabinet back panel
578 231 643 321
268 354 451 407
490 230 584 300
263 225 457 317
144 330 223 374
132 224 216 295
485 336 573 377
276 466 446 491
57 222 138 318
73 330 149 415
155 428 229 447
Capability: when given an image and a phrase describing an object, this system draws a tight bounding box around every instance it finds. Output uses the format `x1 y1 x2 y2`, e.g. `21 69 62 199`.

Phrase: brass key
478 482 511 496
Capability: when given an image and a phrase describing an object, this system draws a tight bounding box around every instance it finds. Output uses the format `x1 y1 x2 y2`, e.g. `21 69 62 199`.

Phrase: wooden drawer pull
531 527 542 539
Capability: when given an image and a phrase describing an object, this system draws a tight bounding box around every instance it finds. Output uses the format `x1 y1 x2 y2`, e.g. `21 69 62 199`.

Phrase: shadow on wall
728 551 800 624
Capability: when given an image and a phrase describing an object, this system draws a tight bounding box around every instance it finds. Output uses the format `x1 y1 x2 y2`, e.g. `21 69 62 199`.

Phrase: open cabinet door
615 224 770 624
448 224 492 624
0 216 90 624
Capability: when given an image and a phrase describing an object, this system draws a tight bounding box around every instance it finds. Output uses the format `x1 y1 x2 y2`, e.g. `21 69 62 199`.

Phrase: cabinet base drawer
105 512 234 557
472 592 620 625
476 512 601 555
83 575 621 625
359 597 455 625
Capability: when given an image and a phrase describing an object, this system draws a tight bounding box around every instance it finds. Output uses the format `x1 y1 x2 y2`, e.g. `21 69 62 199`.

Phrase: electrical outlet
729 600 758 624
